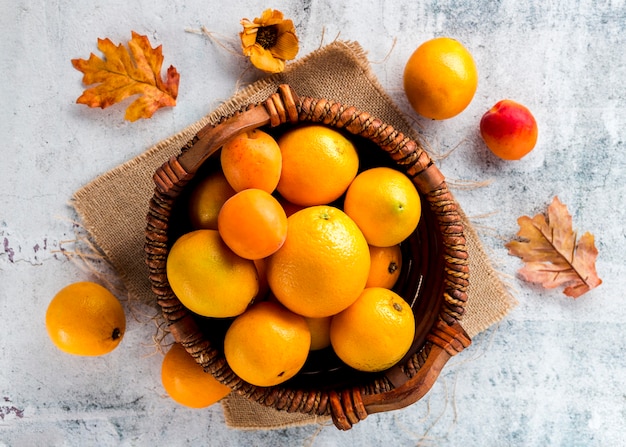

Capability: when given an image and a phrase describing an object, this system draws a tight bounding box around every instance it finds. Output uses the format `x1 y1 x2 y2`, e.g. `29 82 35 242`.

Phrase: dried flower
240 9 299 73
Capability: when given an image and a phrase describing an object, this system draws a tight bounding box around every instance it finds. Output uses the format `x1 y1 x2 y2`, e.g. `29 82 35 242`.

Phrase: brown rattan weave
145 85 470 430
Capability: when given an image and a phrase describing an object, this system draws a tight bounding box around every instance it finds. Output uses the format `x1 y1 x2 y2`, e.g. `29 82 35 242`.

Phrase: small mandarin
223 301 311 387
161 343 231 408
304 316 332 351
217 189 288 260
404 37 478 120
344 167 421 247
166 229 258 318
330 287 416 372
366 244 403 289
276 195 305 217
253 257 270 301
45 281 125 356
220 129 282 192
188 170 236 230
277 125 359 206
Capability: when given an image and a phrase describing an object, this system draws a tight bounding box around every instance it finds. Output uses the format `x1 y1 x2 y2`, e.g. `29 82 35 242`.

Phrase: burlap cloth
72 40 517 429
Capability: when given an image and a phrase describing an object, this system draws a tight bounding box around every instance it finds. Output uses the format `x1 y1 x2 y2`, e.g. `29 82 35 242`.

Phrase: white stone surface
2 1 625 446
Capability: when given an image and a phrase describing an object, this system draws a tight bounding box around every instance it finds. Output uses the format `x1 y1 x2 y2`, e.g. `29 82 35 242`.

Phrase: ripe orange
276 125 359 206
366 244 403 289
217 188 288 260
344 167 421 247
161 343 231 408
304 316 332 351
166 229 258 318
223 301 311 387
220 128 282 193
267 206 370 318
45 281 125 356
330 287 415 372
403 37 478 120
188 170 236 230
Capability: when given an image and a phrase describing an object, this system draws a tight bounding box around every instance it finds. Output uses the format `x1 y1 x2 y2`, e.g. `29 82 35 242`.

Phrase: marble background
2 0 624 446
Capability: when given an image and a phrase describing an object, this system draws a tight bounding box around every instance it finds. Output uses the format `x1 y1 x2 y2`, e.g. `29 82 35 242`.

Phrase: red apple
480 100 538 160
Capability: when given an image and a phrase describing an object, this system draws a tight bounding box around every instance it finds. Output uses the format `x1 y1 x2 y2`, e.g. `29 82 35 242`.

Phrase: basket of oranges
145 85 470 430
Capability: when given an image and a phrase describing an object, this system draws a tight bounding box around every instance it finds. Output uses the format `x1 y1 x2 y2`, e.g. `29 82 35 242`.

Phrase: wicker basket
145 85 470 430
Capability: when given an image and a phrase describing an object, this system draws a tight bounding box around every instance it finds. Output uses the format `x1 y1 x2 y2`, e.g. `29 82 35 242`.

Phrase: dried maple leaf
71 31 179 121
505 196 602 298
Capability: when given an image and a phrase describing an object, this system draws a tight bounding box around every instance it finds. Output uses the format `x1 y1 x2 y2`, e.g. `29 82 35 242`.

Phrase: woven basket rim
145 85 470 430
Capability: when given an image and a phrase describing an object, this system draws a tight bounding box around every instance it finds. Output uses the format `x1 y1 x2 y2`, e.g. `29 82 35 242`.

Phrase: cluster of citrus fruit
165 124 421 395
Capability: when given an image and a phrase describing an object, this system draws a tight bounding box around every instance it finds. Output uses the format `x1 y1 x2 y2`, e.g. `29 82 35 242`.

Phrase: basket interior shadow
146 85 471 430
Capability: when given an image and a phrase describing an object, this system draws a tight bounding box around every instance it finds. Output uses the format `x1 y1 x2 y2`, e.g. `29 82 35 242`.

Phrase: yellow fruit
188 170 236 230
366 244 403 289
166 229 258 318
403 37 478 120
304 316 332 351
267 206 370 318
330 287 415 372
161 343 231 408
223 301 311 387
45 281 125 356
344 167 421 247
276 125 359 206
220 128 282 193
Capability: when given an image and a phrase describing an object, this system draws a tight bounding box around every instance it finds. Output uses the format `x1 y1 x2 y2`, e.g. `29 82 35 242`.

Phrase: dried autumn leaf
71 31 179 121
505 196 602 298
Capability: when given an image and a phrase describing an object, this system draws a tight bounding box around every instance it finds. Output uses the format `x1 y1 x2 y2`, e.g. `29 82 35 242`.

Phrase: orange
166 229 258 318
220 128 282 193
366 244 403 289
161 343 231 408
344 167 421 247
276 125 359 206
403 37 478 120
330 287 415 372
45 281 125 356
276 195 305 217
304 316 332 351
217 188 288 260
188 170 236 230
223 301 311 387
267 205 370 318
253 258 270 301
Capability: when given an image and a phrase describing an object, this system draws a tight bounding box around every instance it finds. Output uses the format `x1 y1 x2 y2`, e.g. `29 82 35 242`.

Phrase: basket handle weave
147 84 470 430
153 85 299 194
330 319 470 429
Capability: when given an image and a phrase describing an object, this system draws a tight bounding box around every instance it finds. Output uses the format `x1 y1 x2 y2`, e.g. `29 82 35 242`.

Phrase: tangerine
330 287 415 372
223 301 311 387
366 244 403 289
220 128 282 192
217 188 288 260
304 316 332 351
45 281 125 356
188 170 236 230
161 343 231 408
276 125 359 206
403 37 478 120
344 167 421 247
166 229 258 318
